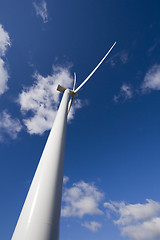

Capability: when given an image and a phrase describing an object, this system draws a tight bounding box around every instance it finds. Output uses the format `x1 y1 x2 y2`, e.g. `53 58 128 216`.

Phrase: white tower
11 42 116 240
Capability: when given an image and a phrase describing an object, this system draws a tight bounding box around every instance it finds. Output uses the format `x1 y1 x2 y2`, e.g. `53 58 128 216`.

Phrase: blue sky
0 0 160 239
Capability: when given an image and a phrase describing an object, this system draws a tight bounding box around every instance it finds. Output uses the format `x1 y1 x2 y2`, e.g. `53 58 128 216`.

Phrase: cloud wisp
0 24 11 95
81 221 102 232
114 83 133 102
114 64 160 103
141 64 160 92
33 0 48 23
18 65 83 135
0 111 22 141
61 180 104 218
148 39 160 55
104 199 160 240
109 50 129 67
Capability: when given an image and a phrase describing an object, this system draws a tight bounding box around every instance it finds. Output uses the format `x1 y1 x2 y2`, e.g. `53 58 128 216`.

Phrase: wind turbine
11 42 116 240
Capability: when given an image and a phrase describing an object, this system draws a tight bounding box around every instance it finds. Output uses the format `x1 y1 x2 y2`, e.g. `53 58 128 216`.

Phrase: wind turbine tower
11 42 116 240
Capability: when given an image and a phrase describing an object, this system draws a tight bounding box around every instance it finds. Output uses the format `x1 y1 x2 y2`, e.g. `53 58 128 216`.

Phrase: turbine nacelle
57 85 78 98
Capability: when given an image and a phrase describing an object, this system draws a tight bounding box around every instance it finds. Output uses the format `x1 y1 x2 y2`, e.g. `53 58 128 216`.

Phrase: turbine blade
68 73 77 114
74 41 116 92
68 97 73 114
73 72 76 91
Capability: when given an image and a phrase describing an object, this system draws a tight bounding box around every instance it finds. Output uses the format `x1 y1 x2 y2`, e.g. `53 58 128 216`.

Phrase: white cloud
18 66 83 135
33 1 48 23
61 181 104 218
122 217 160 240
104 199 160 240
114 83 133 102
113 64 160 102
81 221 102 232
0 24 11 95
0 26 20 139
0 58 9 94
63 176 69 184
0 24 11 56
142 65 160 91
0 110 22 141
